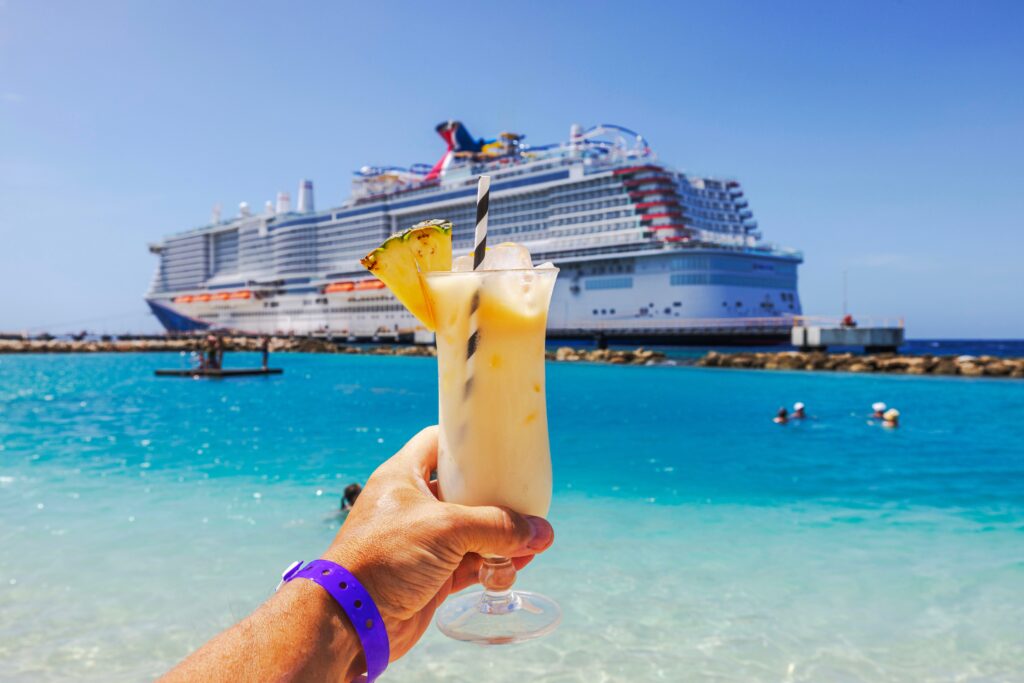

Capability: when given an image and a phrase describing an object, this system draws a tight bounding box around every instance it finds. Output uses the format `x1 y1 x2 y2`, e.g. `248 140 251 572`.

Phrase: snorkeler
792 402 806 419
773 407 788 424
871 402 887 419
882 408 900 428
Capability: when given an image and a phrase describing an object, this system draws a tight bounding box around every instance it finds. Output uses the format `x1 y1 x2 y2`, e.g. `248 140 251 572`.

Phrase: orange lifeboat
324 281 355 294
175 295 194 304
213 292 231 301
353 279 386 291
196 294 213 302
229 290 251 300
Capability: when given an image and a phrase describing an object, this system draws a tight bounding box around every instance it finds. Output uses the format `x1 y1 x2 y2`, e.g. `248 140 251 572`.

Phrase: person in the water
882 408 900 428
260 336 270 370
792 402 806 420
773 407 788 424
341 483 362 512
871 402 887 419
161 427 555 683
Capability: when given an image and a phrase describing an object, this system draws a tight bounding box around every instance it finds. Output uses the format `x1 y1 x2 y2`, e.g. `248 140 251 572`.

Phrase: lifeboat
229 290 252 300
196 294 213 302
213 292 231 301
175 295 194 304
324 282 355 294
353 280 386 291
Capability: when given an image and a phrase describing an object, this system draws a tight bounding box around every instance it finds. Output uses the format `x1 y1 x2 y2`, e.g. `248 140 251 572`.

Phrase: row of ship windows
578 273 798 291
549 187 622 206
550 210 634 227
585 277 633 291
550 221 639 236
670 256 796 275
550 197 630 216
691 210 744 223
490 211 548 226
572 263 635 276
227 305 406 318
670 273 797 289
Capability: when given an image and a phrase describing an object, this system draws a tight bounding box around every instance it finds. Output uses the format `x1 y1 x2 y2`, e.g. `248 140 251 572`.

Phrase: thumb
446 504 554 558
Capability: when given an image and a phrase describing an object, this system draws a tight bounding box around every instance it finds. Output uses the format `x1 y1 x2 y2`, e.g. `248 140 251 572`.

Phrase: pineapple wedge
360 219 452 330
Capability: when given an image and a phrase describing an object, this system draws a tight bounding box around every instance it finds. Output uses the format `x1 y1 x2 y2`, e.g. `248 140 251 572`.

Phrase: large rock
554 347 576 362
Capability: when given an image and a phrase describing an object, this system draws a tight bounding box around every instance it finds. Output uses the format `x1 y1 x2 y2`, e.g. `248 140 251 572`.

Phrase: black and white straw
465 175 490 397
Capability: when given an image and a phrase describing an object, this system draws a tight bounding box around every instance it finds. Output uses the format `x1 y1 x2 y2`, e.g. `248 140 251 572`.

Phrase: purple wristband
282 559 390 682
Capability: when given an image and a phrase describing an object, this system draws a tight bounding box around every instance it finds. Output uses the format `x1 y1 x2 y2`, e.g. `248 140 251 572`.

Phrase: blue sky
1 0 1022 337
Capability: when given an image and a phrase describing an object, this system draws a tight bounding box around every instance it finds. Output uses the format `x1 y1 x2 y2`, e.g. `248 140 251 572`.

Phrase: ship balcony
734 199 749 208
629 189 681 200
635 199 681 209
622 177 675 188
738 210 754 219
612 164 664 176
640 211 684 222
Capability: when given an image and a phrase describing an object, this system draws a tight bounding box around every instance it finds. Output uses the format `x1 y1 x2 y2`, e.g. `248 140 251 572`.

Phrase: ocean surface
1 352 1022 682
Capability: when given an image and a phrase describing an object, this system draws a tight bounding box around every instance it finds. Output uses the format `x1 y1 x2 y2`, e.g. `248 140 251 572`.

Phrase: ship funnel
211 203 222 224
297 179 314 213
239 201 251 217
275 191 291 214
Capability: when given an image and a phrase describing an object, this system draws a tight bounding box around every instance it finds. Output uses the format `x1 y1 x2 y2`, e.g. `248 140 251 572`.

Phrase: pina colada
362 220 562 645
425 265 557 518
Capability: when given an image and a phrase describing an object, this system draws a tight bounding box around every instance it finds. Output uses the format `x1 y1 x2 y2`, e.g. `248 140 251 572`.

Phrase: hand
323 425 555 664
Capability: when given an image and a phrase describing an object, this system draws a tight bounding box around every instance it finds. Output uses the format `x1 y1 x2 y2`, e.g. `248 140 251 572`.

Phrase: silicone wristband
282 559 390 682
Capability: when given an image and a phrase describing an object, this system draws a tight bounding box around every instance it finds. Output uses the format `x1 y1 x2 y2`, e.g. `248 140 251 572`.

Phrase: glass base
435 589 562 644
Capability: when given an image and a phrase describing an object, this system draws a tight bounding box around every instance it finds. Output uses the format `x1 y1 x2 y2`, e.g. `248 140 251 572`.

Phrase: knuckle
493 507 527 541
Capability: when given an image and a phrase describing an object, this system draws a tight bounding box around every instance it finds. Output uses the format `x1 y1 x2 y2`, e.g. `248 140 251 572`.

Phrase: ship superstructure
147 122 802 343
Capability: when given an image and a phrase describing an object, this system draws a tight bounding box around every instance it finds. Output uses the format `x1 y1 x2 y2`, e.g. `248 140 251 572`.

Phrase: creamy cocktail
361 215 562 644
424 266 557 518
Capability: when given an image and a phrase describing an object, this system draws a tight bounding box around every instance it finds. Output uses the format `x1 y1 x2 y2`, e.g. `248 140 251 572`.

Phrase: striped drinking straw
465 175 489 398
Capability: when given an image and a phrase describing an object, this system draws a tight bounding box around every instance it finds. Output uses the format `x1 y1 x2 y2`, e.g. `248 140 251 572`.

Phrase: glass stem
479 556 517 604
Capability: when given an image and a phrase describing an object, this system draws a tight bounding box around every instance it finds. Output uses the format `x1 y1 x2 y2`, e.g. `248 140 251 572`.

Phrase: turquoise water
1 353 1023 681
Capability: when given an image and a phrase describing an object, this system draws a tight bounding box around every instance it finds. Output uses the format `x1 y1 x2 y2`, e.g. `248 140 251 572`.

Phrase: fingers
380 425 438 483
446 504 554 559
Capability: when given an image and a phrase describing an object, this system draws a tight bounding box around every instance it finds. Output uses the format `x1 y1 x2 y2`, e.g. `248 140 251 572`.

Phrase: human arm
160 426 554 682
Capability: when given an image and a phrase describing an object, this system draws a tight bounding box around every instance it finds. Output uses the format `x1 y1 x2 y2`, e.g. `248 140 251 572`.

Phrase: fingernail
525 515 553 551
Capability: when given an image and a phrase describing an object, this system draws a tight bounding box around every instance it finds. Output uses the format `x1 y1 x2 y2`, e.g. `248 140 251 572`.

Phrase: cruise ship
146 121 802 344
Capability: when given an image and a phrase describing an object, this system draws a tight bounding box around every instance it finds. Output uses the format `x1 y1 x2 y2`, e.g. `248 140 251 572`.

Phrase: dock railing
553 316 797 332
792 315 905 329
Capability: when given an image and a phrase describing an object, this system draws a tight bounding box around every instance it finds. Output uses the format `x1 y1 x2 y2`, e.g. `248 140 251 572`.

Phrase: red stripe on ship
613 165 664 175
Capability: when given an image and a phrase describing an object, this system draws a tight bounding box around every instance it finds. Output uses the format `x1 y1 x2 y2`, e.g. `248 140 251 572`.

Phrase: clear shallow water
1 353 1023 682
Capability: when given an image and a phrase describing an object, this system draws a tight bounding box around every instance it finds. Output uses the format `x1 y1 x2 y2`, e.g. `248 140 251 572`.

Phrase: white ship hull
147 248 799 344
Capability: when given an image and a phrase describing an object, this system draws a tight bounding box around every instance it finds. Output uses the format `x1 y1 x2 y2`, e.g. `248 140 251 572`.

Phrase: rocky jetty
697 350 1024 378
0 337 664 365
547 346 666 365
0 336 438 356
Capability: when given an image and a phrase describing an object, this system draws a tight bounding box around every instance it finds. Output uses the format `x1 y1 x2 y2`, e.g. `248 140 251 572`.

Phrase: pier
549 316 794 346
791 317 905 353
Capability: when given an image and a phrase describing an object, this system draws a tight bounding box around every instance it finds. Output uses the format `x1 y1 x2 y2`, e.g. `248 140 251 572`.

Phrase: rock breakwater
0 338 665 365
697 350 1024 378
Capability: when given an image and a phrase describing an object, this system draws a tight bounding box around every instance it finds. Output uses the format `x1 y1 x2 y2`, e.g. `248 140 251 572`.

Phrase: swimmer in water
871 402 887 419
882 408 900 428
326 483 364 524
773 407 789 424
792 402 806 420
341 483 362 512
